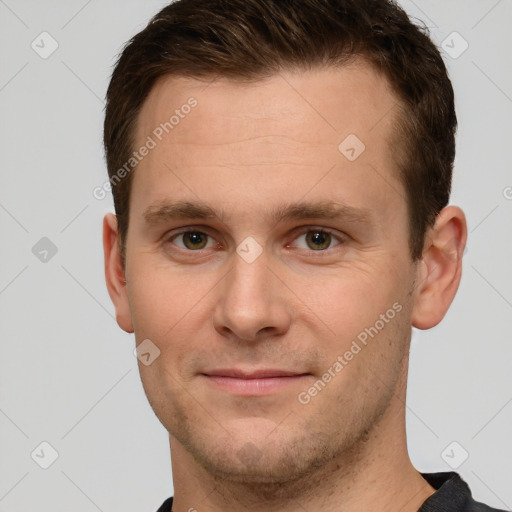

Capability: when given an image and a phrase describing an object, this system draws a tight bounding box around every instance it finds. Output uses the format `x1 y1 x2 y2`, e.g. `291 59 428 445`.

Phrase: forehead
136 60 398 148
131 61 405 226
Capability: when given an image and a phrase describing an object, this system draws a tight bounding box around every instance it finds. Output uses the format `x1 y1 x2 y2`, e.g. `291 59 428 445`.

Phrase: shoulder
463 499 508 512
420 472 508 512
155 496 173 512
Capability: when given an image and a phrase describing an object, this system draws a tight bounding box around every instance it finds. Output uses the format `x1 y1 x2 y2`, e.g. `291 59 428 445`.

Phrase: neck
169 389 434 512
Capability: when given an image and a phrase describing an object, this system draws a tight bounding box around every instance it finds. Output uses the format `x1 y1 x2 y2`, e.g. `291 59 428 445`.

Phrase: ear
412 206 467 330
103 213 134 333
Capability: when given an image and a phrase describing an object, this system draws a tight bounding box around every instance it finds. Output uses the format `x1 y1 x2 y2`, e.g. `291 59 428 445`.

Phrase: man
102 0 504 510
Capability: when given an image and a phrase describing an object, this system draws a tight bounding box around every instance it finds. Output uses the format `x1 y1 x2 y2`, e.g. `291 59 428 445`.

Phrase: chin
182 424 341 486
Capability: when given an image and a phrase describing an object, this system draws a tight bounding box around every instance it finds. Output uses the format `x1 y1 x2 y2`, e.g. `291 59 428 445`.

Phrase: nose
212 248 292 343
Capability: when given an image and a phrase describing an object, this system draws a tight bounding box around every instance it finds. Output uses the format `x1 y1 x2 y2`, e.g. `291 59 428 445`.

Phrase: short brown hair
104 0 456 262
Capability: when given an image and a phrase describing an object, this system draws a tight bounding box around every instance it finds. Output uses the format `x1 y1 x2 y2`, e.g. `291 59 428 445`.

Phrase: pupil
307 231 330 250
186 232 206 249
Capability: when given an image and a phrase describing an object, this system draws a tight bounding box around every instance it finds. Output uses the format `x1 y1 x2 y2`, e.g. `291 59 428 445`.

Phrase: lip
205 368 306 379
201 369 310 395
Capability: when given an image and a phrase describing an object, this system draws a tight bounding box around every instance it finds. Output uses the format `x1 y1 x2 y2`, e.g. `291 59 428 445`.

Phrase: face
116 62 421 483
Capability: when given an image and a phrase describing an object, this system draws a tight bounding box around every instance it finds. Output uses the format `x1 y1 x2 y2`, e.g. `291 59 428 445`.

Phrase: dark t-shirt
156 472 507 511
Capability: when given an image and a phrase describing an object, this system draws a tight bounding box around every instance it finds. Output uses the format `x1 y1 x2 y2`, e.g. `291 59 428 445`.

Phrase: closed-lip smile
201 368 310 395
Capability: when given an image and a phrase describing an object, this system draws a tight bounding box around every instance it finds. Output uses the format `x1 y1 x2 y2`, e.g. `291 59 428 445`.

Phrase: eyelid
164 226 220 250
287 226 346 251
162 225 346 252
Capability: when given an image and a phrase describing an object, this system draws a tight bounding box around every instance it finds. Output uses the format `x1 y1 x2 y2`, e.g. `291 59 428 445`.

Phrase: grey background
0 1 511 511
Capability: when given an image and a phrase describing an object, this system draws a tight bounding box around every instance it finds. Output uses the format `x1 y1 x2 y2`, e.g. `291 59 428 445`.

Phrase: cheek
126 257 218 339
290 264 402 342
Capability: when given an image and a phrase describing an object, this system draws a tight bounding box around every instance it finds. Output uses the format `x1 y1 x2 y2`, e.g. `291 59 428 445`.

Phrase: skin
104 60 467 512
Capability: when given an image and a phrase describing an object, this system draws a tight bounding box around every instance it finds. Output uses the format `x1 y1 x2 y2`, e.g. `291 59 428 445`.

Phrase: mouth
201 368 311 395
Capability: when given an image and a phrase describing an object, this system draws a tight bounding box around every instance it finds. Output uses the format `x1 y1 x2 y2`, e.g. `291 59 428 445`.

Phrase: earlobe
103 213 134 333
411 206 467 330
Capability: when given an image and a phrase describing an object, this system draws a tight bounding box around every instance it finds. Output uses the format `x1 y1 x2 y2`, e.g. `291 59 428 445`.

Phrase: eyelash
164 227 345 255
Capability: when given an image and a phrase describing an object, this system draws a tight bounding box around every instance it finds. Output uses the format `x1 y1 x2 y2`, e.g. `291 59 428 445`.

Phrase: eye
291 228 343 251
169 230 216 250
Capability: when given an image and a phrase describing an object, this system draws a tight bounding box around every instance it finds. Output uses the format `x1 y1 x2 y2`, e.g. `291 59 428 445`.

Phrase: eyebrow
142 200 374 226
